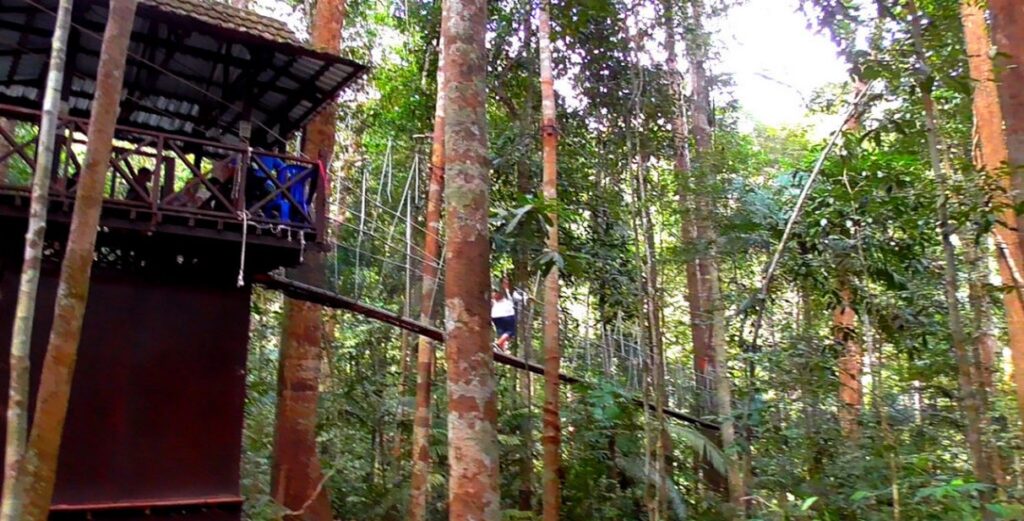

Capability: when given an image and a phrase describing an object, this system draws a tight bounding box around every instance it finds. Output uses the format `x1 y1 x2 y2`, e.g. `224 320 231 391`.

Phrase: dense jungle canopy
236 0 1024 519
5 0 1024 519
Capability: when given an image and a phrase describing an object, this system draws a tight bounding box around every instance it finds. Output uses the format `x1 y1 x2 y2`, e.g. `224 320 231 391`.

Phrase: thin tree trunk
514 4 536 510
638 325 655 516
875 335 902 521
514 232 535 514
965 0 1024 439
709 259 743 512
392 194 417 469
394 328 412 462
538 1 561 517
799 283 826 493
408 5 446 516
443 0 499 513
516 293 535 509
908 2 995 514
635 160 667 519
1 0 72 517
12 2 136 519
270 0 345 518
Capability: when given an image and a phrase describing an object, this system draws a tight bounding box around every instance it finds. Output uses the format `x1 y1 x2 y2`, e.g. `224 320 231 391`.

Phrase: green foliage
237 0 1024 519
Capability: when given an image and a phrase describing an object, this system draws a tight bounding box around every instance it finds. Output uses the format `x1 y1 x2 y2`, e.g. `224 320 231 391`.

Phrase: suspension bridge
254 142 721 431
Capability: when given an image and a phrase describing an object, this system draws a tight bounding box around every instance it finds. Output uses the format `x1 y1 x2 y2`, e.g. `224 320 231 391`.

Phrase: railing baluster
152 135 164 215
1 104 319 252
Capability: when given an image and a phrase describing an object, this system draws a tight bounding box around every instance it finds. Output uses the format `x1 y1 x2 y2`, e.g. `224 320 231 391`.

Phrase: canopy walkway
257 271 720 431
252 145 721 431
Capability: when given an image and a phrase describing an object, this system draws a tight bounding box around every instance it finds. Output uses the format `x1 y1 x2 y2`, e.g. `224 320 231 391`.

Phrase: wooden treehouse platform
0 105 326 274
0 0 366 518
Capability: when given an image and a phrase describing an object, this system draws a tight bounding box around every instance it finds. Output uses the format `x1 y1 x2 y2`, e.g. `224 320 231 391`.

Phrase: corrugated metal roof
140 0 299 46
0 0 367 147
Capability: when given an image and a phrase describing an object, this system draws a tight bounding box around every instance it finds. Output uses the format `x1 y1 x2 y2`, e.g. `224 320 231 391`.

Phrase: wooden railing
0 105 326 245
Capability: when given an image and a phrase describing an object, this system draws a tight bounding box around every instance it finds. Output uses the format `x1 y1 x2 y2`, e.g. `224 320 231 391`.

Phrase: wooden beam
255 272 720 431
254 271 444 340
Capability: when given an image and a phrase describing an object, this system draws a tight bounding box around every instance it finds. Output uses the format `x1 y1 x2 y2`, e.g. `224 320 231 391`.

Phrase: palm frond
670 424 727 476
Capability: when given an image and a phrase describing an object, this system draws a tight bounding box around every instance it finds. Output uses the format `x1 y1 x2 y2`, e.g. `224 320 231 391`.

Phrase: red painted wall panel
0 260 250 519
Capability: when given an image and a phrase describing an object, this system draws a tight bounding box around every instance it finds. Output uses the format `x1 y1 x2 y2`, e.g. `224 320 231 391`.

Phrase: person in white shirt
491 279 517 351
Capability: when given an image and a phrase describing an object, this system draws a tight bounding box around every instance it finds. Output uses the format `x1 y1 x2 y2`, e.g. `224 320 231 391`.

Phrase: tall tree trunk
686 0 715 419
12 2 137 519
687 0 741 507
960 2 1010 481
708 256 743 512
908 2 996 513
968 0 1024 438
1 0 72 517
834 279 862 441
989 0 1024 256
443 0 499 514
538 1 561 518
270 0 344 518
408 4 446 516
514 4 536 511
835 79 866 445
665 1 722 493
272 294 333 521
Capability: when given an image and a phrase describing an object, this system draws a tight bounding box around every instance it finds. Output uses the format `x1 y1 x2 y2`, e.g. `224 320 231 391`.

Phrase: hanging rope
237 210 250 288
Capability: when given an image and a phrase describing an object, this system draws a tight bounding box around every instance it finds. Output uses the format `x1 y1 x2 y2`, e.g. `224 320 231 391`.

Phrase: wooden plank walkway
255 272 719 431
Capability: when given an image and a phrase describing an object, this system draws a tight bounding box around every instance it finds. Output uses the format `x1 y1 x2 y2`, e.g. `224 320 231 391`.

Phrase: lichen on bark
442 0 499 513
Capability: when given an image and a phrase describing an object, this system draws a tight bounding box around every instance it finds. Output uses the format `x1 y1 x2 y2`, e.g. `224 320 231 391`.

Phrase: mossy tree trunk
442 0 499 514
1 0 73 517
13 1 137 519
